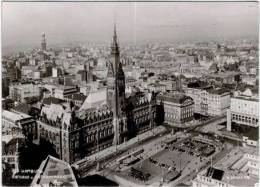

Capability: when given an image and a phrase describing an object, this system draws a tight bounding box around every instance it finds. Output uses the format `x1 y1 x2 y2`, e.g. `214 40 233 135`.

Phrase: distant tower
107 23 127 145
177 64 183 92
41 33 47 51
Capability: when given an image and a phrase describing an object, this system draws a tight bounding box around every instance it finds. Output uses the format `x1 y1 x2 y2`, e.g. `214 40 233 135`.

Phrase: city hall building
37 26 157 163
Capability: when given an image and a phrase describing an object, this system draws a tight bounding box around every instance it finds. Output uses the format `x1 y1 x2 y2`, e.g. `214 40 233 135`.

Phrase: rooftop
148 82 166 87
2 110 32 121
12 103 31 114
31 155 78 187
64 93 87 102
207 71 239 78
42 97 65 105
80 88 107 110
187 81 209 89
158 93 193 104
41 103 67 122
56 85 77 91
242 127 259 141
197 146 259 187
207 87 230 95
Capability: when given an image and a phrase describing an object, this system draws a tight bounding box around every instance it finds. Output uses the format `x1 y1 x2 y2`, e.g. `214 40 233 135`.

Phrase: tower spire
114 22 116 37
107 22 126 145
113 22 118 47
41 32 47 51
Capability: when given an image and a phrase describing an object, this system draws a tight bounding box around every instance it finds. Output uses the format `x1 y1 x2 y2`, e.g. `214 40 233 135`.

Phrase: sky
2 2 259 54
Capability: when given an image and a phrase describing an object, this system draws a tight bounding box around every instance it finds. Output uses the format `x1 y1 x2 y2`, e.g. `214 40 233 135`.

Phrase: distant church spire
111 22 119 52
41 32 47 51
114 22 117 41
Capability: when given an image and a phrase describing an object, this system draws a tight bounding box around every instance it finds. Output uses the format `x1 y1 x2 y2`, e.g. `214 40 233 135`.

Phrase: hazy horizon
2 2 259 55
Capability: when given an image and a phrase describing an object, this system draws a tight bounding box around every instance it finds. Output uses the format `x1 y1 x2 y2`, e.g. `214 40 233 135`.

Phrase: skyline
2 2 259 55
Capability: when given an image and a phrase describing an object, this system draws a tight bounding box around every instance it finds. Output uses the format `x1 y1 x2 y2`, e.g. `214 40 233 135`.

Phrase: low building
185 81 211 115
157 93 194 126
207 88 230 116
185 81 230 116
227 88 258 132
241 74 257 86
52 67 63 77
64 93 87 107
2 134 25 171
79 81 101 96
54 85 78 100
21 66 38 79
2 110 37 140
147 82 166 93
206 71 240 84
192 148 259 187
9 82 41 103
2 98 14 110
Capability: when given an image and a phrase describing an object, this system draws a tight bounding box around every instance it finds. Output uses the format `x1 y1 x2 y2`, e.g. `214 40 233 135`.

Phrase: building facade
54 85 78 100
9 83 41 103
185 82 230 116
207 88 231 116
185 81 211 115
227 89 258 132
2 110 37 140
147 82 167 93
157 93 194 126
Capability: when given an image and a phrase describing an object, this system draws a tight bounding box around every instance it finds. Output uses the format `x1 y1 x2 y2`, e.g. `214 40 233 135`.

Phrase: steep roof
41 104 66 122
79 88 107 110
31 155 78 187
2 110 32 122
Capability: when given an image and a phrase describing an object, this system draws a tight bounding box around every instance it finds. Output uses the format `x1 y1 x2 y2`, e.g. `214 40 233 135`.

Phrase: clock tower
107 23 127 145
